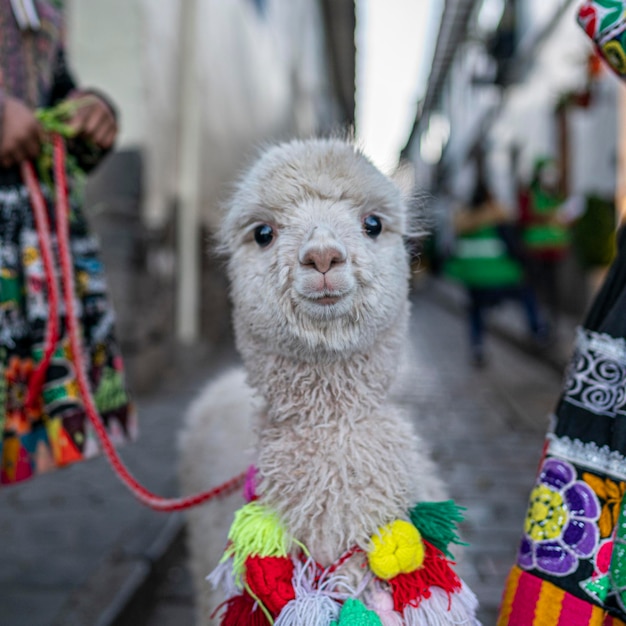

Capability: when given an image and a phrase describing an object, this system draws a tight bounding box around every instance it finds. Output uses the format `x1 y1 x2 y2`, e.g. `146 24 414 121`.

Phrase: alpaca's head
220 138 413 361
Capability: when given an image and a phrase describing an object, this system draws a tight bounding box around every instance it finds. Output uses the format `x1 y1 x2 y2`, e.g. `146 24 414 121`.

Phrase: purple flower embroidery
518 458 600 576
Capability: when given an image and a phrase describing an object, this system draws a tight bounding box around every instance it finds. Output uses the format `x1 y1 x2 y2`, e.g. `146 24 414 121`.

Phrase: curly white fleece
179 138 446 624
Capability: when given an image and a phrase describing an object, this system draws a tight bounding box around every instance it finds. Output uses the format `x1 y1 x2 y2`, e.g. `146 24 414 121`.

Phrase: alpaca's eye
363 215 382 238
253 224 274 247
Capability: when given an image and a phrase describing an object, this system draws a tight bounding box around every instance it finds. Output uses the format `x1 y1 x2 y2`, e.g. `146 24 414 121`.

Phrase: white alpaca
178 138 479 625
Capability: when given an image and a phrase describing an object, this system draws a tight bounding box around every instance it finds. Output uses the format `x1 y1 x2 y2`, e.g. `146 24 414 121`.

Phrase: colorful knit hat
578 1 626 76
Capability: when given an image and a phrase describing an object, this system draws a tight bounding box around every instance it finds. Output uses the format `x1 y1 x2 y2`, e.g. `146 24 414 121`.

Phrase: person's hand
0 96 44 167
67 93 117 149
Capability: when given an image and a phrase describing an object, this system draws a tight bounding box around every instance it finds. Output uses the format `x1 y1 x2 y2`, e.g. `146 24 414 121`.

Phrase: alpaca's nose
300 246 346 273
299 227 347 273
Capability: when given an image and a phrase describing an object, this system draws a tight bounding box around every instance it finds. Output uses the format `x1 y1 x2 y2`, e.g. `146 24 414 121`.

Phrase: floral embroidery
518 458 600 576
583 473 626 538
5 356 37 433
580 537 614 603
595 537 614 576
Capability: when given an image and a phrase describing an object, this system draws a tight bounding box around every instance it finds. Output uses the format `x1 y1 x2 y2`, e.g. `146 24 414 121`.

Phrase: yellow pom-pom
368 520 425 580
222 502 291 581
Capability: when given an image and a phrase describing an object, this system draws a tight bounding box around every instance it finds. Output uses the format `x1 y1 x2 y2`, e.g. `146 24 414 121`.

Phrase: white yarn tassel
403 582 481 626
274 594 341 626
364 586 403 626
274 556 358 626
206 558 240 597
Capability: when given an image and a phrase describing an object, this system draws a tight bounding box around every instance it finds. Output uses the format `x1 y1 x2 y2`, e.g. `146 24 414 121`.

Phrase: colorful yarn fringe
408 500 467 559
497 566 626 626
211 498 476 625
217 592 271 626
403 583 479 625
221 502 292 580
387 541 461 613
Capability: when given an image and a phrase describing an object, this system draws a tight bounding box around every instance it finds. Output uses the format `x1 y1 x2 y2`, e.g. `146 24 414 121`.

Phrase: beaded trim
547 432 626 482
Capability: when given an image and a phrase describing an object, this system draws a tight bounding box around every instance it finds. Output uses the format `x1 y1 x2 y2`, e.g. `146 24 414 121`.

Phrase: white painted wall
139 0 182 228
66 0 337 228
196 0 333 229
569 77 619 198
66 0 145 149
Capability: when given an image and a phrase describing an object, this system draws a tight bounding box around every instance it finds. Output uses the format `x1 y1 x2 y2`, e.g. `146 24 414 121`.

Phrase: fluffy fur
179 138 447 625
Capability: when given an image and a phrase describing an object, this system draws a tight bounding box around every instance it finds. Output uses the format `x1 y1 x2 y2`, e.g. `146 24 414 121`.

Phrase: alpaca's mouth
306 290 346 306
315 295 341 305
298 290 353 317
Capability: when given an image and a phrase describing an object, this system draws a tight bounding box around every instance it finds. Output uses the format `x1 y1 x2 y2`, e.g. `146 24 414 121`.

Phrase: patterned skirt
0 170 136 486
498 227 626 624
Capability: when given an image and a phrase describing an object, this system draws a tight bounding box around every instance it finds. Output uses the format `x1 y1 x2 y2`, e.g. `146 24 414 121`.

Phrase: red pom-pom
389 541 461 613
245 555 295 615
217 592 271 625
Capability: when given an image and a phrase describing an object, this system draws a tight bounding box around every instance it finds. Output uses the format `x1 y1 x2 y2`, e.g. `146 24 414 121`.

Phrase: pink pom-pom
365 587 404 626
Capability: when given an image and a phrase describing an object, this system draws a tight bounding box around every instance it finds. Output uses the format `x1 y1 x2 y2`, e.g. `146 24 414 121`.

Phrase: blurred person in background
497 2 626 623
444 178 547 368
0 0 135 485
518 157 571 325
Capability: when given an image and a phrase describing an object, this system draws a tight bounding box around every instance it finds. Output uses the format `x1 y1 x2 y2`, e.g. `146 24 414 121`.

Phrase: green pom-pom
408 500 468 559
222 502 291 581
331 599 382 625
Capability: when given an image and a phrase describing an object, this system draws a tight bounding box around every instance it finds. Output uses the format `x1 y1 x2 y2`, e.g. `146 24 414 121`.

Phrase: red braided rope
300 544 364 583
22 134 246 511
324 545 363 576
22 161 60 411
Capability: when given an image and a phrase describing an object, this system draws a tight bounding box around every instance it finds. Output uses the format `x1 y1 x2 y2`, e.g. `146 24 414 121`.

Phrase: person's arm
50 47 119 169
66 91 117 151
0 89 44 168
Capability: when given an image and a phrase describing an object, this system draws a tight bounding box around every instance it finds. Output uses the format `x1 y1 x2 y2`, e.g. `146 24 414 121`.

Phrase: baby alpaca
179 138 479 625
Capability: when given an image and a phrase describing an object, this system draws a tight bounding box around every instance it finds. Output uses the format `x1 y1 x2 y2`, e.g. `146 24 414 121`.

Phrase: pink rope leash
22 161 60 411
22 134 246 511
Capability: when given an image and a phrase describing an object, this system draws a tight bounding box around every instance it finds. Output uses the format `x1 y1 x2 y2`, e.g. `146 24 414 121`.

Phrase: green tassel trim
408 500 468 559
221 502 292 581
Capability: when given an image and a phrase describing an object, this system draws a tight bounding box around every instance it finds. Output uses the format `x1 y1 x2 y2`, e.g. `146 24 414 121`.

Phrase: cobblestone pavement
144 286 565 626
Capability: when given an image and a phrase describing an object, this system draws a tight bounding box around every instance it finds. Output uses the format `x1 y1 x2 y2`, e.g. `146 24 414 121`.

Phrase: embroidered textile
562 328 626 419
498 224 626 621
578 1 626 78
0 1 135 485
0 182 137 484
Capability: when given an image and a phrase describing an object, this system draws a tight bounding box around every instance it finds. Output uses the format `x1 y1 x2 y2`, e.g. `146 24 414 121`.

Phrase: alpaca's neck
238 306 423 563
240 309 408 425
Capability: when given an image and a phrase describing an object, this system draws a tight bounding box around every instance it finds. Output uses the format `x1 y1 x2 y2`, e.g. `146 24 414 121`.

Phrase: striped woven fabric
498 566 626 626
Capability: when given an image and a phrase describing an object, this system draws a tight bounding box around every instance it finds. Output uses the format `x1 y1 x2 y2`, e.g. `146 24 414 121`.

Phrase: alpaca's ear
389 161 416 200
388 161 431 241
